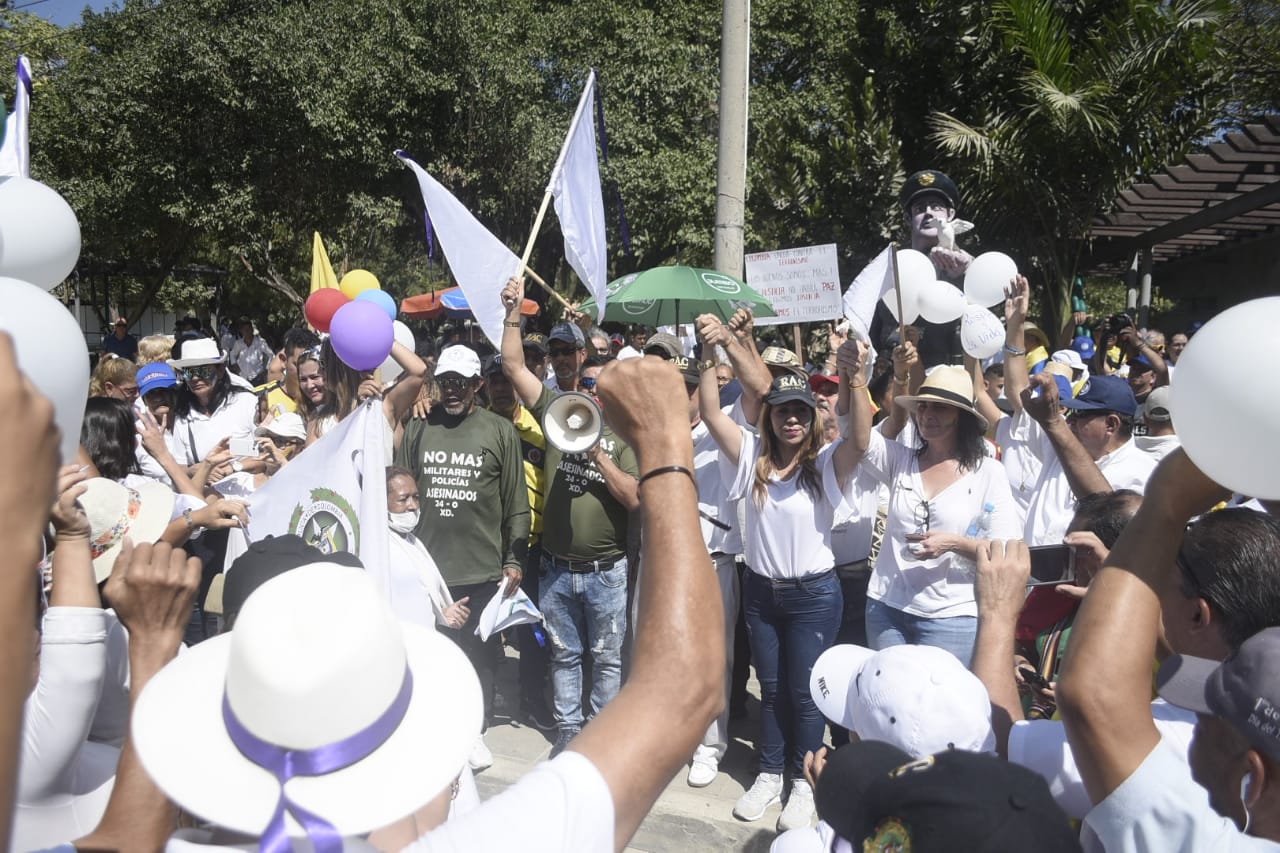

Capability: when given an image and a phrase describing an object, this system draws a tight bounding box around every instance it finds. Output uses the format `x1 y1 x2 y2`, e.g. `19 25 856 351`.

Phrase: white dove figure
937 218 974 251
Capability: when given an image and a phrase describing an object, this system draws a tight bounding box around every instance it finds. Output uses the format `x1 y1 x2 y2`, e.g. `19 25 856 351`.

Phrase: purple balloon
355 288 397 321
330 300 394 371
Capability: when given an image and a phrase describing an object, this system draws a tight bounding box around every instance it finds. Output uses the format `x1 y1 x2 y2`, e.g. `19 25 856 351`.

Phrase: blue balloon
355 288 397 320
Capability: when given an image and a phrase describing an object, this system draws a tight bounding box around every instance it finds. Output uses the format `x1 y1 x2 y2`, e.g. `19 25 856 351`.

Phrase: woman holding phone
845 345 1017 666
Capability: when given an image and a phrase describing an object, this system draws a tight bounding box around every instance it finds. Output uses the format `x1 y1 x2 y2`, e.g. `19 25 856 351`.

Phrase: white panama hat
168 338 227 369
132 563 482 843
81 477 175 583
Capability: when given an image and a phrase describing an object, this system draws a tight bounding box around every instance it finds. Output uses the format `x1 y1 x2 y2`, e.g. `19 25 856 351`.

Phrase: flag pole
889 242 907 345
518 70 599 314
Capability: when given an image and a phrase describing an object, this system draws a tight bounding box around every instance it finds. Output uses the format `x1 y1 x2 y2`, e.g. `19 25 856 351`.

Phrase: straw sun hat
893 365 988 431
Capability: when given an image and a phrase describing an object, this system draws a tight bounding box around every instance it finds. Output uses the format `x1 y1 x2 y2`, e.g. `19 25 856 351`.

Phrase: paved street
476 647 781 852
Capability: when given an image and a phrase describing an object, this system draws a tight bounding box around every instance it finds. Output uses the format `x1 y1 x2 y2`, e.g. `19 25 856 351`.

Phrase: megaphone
543 391 604 454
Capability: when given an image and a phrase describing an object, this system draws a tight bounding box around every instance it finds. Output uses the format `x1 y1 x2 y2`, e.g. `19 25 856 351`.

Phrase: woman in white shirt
698 327 870 832
847 359 1017 667
168 339 259 473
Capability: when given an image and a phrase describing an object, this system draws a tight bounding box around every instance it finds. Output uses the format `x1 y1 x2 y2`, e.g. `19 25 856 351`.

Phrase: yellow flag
310 232 340 294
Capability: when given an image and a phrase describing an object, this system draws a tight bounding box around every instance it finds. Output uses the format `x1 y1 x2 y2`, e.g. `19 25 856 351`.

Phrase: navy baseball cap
1060 375 1137 417
137 363 179 396
549 323 585 349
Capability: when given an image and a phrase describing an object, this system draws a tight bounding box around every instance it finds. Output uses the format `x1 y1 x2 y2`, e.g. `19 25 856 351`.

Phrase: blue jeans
865 597 977 667
540 553 628 732
743 569 842 775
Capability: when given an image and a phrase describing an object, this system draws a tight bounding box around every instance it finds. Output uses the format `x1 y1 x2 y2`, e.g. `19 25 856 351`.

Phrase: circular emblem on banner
701 272 742 295
287 487 361 557
623 299 655 316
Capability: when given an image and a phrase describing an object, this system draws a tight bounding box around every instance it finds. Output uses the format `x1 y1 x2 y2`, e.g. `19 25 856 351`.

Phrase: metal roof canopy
1085 115 1280 272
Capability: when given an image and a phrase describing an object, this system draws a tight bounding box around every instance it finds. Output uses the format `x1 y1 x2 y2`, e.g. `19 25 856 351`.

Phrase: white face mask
388 509 420 534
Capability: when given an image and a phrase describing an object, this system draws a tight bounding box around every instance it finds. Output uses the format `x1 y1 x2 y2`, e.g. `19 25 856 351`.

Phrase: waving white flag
548 71 608 321
396 151 521 348
842 244 894 339
0 56 32 179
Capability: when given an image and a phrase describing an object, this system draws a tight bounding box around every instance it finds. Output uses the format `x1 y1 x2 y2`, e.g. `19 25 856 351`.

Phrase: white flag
548 71 609 321
0 56 32 179
842 244 894 340
396 151 521 348
228 400 390 601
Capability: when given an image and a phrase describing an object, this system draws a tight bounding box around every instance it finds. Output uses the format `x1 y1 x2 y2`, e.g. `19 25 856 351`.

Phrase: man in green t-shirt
499 279 640 757
395 344 530 770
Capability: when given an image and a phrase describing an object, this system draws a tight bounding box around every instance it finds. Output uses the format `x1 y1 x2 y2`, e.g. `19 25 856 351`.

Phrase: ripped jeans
539 553 628 733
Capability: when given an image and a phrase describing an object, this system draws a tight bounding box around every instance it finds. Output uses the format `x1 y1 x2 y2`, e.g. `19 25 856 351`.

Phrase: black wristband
638 465 697 489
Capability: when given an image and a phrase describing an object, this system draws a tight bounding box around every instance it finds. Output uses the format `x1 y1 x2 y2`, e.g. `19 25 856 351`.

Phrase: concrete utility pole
713 0 750 280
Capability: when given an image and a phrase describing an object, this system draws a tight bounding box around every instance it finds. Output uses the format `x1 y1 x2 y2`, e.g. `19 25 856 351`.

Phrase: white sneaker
776 778 815 832
687 746 719 787
733 772 783 821
468 734 493 772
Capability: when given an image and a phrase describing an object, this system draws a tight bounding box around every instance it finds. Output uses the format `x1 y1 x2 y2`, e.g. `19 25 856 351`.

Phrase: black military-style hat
900 170 961 212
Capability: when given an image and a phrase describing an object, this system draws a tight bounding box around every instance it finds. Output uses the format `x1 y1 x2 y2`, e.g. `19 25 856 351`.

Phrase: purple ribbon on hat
222 668 414 853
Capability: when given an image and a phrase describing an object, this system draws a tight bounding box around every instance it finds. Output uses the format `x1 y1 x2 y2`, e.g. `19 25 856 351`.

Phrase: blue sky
15 0 115 28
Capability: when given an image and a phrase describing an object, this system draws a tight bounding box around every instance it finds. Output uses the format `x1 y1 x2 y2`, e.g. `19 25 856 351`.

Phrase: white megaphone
543 391 604 454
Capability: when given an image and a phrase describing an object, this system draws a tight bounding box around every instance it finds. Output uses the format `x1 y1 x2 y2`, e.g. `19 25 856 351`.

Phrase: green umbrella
579 265 777 326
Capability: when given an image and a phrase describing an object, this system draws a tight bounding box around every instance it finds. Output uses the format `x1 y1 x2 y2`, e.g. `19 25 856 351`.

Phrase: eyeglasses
183 365 220 382
913 499 931 534
1065 409 1109 423
437 377 473 392
549 346 578 358
118 385 140 399
579 376 597 391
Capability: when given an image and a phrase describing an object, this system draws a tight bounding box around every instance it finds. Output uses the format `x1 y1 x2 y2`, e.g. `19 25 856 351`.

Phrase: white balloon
0 276 89 462
960 302 1005 359
963 251 1018 308
378 320 416 383
917 280 967 324
882 286 920 325
895 249 935 305
0 177 81 290
1170 296 1280 499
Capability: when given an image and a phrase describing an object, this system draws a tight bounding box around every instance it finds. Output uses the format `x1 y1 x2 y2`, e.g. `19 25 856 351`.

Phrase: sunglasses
549 346 578 358
579 376 597 391
438 377 474 392
183 364 220 382
913 499 931 534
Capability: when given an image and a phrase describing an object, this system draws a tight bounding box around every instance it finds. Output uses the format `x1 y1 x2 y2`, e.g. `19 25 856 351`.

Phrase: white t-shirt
993 414 1042 529
693 419 742 555
386 531 455 631
830 468 879 566
172 391 259 465
725 427 856 580
859 429 1019 618
1009 698 1196 820
1136 433 1181 463
228 336 274 381
1081 738 1280 852
1020 413 1156 546
134 429 186 489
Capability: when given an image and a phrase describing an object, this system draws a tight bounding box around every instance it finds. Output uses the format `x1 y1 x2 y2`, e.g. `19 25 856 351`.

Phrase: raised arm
576 357 722 851
383 342 429 427
694 316 742 466
721 308 772 426
833 339 871 485
1119 327 1170 387
1021 373 1111 499
500 277 546 408
1058 450 1229 802
1003 275 1031 415
972 540 1031 758
73 540 201 852
967 354 1004 436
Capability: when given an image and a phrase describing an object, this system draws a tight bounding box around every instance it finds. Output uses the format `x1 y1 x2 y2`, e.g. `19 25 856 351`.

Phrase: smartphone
1018 667 1052 690
1028 544 1076 586
229 436 258 458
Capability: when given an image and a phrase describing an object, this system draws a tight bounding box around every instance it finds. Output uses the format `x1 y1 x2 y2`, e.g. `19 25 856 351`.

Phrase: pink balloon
330 301 394 371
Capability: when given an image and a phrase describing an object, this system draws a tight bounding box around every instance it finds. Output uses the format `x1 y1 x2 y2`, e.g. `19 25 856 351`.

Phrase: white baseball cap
254 412 307 443
810 644 996 757
434 345 482 379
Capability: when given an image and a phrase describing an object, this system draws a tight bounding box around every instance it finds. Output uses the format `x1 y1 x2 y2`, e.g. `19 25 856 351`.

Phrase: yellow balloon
340 269 380 299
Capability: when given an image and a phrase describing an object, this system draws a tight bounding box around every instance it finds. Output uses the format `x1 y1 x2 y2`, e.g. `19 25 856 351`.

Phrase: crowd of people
0 168 1277 853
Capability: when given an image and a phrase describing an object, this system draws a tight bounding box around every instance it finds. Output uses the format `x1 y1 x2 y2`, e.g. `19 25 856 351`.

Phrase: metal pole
713 0 750 280
1138 248 1153 328
1124 250 1140 314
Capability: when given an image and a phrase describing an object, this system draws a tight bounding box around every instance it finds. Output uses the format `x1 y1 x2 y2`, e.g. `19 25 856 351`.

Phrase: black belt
548 552 625 574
